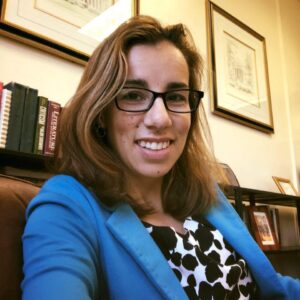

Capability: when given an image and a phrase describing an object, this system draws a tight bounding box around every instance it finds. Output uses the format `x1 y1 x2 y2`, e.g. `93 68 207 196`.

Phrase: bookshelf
0 148 46 168
225 186 300 228
0 148 52 183
225 186 300 277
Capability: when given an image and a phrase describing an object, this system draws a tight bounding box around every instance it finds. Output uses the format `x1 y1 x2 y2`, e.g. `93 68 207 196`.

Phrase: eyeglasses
115 87 204 113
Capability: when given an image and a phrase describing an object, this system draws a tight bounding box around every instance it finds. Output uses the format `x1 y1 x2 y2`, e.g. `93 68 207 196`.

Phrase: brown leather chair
0 175 40 300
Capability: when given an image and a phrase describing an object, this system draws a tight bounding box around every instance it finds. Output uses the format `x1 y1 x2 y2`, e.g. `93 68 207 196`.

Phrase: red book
43 100 61 156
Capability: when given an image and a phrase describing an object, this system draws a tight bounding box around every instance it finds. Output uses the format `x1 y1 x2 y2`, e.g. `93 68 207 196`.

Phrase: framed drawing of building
207 1 274 133
0 0 139 64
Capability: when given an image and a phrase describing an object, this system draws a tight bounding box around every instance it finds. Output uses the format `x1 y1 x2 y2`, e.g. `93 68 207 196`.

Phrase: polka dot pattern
143 217 257 299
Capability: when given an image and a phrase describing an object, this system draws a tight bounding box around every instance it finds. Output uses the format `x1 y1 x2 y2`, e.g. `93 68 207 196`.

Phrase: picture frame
0 0 139 65
272 176 298 196
218 162 240 187
247 205 280 251
206 1 274 133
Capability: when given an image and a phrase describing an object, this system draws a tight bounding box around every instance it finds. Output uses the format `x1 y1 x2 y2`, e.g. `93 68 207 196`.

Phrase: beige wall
0 35 83 106
277 0 300 187
141 0 300 193
0 0 299 193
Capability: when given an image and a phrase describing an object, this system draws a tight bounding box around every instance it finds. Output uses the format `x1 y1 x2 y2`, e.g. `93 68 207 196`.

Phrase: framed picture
272 176 298 196
0 0 139 64
218 162 240 187
206 2 274 133
247 205 279 251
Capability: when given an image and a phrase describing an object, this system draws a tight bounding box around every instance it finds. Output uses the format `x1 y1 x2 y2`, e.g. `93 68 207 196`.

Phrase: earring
97 126 106 138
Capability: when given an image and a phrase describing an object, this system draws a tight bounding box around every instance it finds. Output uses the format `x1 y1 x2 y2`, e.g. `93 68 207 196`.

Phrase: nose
143 97 172 129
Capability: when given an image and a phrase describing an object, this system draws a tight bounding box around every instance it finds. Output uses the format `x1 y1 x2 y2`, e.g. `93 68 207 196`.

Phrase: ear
94 116 107 139
97 114 106 129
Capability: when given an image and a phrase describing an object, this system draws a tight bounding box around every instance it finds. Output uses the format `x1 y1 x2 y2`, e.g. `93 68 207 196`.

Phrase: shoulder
277 274 300 299
40 174 91 196
26 174 109 223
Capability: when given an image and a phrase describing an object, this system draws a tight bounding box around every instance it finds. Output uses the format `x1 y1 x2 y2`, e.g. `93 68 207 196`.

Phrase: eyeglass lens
116 88 202 113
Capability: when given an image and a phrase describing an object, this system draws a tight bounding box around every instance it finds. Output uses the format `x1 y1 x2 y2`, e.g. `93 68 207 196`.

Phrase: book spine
0 89 12 148
43 101 61 156
20 87 39 153
269 207 281 245
0 81 3 112
33 96 48 155
3 82 27 151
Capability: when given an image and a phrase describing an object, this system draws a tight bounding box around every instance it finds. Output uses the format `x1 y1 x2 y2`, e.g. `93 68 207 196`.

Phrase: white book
0 89 12 148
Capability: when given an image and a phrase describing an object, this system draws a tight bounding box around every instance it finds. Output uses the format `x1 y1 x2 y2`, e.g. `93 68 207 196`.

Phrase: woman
22 16 299 299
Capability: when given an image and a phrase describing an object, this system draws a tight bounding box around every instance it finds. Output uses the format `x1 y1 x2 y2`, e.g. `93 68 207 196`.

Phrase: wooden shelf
224 186 300 276
267 248 300 278
265 245 300 254
224 186 300 229
0 149 53 181
0 148 50 169
225 186 300 207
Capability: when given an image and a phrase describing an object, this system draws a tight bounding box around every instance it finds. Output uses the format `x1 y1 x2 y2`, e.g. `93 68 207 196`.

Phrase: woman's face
105 41 191 184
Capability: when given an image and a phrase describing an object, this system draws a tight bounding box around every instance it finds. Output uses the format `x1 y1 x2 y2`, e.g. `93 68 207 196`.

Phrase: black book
33 96 48 155
20 87 39 153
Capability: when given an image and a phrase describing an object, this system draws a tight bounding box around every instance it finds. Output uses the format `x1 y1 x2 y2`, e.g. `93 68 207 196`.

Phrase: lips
137 140 171 150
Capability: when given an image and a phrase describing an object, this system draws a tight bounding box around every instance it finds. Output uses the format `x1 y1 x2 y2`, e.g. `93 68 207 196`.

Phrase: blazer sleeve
22 176 101 300
278 274 300 299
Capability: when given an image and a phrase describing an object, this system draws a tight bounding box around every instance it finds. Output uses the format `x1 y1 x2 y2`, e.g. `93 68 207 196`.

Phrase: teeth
138 140 170 150
140 141 146 147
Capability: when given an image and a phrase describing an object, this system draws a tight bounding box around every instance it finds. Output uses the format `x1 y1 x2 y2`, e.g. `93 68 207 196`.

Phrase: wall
0 0 298 190
143 0 299 192
277 0 300 188
0 0 299 241
140 0 300 246
0 35 83 106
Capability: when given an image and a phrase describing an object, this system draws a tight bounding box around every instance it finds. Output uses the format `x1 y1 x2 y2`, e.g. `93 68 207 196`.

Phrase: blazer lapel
106 203 188 300
206 188 286 299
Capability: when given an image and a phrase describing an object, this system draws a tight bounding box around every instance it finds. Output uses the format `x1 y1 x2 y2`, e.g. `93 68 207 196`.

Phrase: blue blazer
22 175 300 299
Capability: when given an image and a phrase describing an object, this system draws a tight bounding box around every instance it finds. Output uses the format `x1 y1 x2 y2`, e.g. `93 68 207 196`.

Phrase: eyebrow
124 79 189 90
166 82 189 90
124 79 148 88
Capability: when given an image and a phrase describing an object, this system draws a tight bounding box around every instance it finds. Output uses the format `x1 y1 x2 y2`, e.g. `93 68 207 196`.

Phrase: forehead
125 41 189 88
126 40 186 65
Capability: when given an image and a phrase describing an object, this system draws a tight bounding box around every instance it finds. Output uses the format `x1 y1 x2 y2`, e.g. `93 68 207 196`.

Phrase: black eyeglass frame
115 87 204 113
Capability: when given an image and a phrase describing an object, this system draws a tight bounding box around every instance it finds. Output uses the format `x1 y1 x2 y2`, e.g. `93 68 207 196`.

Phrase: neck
126 176 164 213
126 175 185 234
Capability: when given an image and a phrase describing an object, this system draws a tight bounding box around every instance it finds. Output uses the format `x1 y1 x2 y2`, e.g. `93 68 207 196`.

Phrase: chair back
0 175 40 300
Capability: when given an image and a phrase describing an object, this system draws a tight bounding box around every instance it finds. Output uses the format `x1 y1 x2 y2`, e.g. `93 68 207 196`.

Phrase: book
0 81 3 112
3 82 27 151
19 87 39 153
33 96 48 155
269 207 281 245
0 89 12 148
43 100 61 156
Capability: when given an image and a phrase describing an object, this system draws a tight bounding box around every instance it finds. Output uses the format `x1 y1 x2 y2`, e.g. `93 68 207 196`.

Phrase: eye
120 89 148 102
166 91 188 103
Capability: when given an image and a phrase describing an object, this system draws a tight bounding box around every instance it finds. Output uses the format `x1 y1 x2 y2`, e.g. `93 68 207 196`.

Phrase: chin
139 167 172 179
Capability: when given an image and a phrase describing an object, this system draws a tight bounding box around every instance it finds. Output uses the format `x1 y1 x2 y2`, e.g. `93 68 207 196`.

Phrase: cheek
109 115 138 148
176 116 191 136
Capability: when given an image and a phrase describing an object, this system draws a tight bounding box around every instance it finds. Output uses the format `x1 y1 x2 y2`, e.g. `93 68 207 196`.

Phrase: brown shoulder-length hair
52 15 221 219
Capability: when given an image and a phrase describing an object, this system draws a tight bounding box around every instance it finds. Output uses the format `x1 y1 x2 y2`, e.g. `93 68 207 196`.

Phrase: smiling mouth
137 140 171 150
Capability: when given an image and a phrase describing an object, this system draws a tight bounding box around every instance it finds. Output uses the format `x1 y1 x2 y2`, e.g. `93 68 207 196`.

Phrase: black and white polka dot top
143 217 257 299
